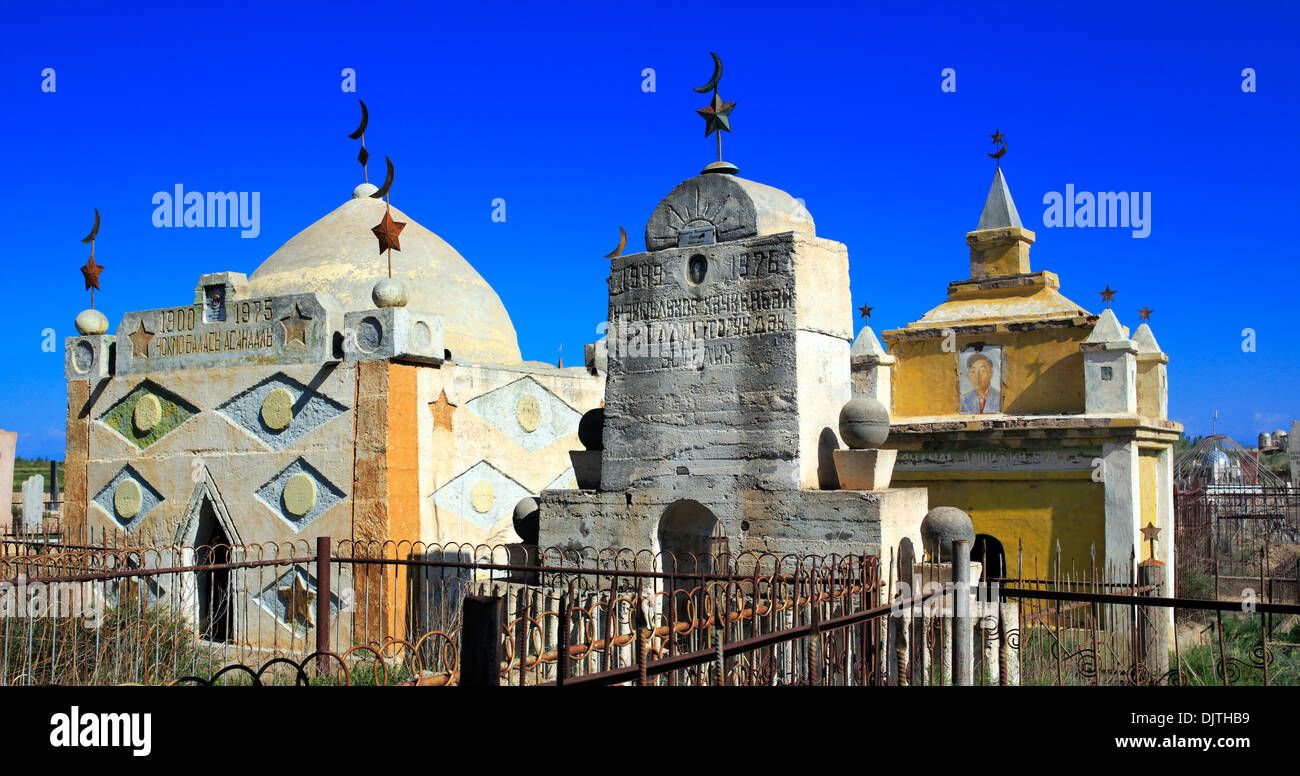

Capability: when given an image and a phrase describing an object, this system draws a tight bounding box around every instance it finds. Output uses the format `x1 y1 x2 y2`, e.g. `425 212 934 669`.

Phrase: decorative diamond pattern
462 377 582 452
99 381 198 450
216 373 348 451
433 461 533 532
92 465 163 530
254 566 341 634
253 457 345 530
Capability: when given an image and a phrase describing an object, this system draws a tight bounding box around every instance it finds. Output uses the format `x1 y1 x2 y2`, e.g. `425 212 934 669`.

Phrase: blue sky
2 0 1297 458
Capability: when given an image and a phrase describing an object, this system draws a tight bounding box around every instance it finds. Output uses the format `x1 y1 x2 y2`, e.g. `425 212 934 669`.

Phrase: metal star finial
697 92 736 137
694 52 738 175
1141 522 1161 560
1099 285 1117 308
366 157 403 277
858 302 873 320
1138 306 1153 322
372 205 406 255
988 130 1007 167
80 208 104 308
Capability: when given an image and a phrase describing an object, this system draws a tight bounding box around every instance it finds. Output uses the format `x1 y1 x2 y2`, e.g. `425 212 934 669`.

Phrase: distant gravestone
0 430 15 526
21 474 43 532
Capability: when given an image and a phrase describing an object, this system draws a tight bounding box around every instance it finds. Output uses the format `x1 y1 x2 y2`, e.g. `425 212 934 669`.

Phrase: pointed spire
976 167 1022 231
1086 308 1130 343
1132 323 1161 354
850 326 889 358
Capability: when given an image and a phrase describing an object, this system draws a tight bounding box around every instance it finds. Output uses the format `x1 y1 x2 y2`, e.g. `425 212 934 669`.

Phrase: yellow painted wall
885 327 1090 417
1139 449 1160 561
892 474 1106 573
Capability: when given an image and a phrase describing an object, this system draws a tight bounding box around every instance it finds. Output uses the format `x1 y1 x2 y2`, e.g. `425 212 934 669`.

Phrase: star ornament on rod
858 302 873 320
1099 285 1117 308
1138 306 1153 322
694 52 739 175
988 130 1007 166
367 156 405 278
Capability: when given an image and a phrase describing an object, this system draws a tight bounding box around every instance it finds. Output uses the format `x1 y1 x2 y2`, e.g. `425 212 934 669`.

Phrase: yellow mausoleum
855 166 1180 580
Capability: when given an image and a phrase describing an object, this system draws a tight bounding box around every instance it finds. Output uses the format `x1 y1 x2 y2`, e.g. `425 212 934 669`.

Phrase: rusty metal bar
315 536 331 657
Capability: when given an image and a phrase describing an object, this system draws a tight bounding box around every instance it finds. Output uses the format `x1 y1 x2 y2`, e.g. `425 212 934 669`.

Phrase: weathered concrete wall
602 232 852 493
420 362 604 546
72 361 359 548
537 485 926 561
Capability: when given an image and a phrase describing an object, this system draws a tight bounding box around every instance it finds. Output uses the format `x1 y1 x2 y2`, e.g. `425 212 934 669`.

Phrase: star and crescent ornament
1099 285 1117 308
1138 306 1153 322
988 130 1007 164
693 52 738 173
80 207 104 308
697 92 736 137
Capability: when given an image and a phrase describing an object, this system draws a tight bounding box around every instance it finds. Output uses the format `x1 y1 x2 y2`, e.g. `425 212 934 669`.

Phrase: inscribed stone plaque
114 293 337 375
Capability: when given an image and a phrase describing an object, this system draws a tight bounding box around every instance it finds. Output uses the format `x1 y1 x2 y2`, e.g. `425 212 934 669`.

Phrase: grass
11 458 64 494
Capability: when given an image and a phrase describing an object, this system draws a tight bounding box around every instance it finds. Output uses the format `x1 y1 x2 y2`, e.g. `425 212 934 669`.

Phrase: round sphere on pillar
512 497 539 545
838 396 890 449
920 506 974 562
75 309 109 336
371 277 408 308
578 407 605 451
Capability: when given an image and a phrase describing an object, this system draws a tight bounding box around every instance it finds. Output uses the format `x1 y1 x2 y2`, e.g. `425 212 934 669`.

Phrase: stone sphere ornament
578 407 605 450
372 277 408 308
838 396 890 449
75 308 109 335
920 506 975 562
513 497 540 545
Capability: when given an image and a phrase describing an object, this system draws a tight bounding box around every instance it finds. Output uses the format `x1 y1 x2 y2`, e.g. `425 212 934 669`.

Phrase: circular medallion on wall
516 395 541 433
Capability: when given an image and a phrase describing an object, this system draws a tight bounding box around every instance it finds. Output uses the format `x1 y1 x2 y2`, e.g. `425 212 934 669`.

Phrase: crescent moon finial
694 52 723 94
81 207 100 244
349 99 369 139
370 156 395 199
604 226 627 259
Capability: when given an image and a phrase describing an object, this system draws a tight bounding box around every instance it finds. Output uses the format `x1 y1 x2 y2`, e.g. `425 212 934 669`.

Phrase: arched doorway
972 534 1007 581
658 500 721 623
194 498 234 643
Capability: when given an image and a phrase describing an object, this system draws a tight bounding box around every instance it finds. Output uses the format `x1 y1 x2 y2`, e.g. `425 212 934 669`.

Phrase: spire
976 167 1022 231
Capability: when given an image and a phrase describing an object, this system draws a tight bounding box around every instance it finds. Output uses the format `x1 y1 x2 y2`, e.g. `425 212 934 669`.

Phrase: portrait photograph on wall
959 346 1003 414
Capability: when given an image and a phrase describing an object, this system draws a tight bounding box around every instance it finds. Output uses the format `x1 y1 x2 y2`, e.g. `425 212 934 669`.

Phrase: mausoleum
872 164 1180 579
63 180 603 558
536 169 927 566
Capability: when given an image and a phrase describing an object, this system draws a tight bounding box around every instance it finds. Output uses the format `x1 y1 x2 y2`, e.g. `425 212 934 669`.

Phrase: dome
645 173 814 252
248 186 522 365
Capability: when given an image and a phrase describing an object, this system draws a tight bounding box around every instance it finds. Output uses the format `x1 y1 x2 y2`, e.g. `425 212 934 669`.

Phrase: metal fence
6 534 1300 686
1175 484 1300 597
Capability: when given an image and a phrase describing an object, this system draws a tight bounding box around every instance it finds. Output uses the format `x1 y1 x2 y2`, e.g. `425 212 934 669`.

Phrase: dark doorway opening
972 534 1007 580
659 500 721 623
195 499 234 643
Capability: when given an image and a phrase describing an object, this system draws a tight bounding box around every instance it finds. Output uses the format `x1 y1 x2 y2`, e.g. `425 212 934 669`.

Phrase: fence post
952 539 972 686
461 595 504 686
1137 560 1169 682
315 536 331 657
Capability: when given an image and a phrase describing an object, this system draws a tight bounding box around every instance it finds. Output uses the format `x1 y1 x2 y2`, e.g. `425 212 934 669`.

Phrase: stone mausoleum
867 165 1180 578
63 180 604 560
537 170 927 567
